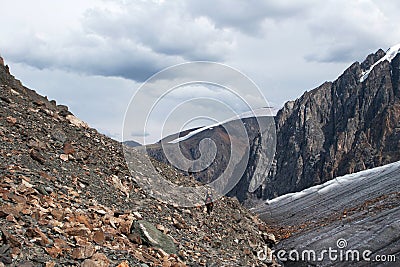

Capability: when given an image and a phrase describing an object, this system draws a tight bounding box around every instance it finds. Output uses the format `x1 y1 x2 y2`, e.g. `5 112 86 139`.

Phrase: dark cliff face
263 49 400 199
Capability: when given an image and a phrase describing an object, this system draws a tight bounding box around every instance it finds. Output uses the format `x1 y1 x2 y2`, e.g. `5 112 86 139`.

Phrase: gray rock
131 220 177 255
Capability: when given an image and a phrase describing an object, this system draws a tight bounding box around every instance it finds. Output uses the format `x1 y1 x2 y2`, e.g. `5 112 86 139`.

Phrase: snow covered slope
252 160 400 223
360 43 400 82
253 161 400 266
168 107 273 143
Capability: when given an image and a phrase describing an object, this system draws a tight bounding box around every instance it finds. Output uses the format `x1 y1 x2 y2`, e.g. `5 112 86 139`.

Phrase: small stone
81 259 97 267
15 262 35 267
0 227 21 248
75 215 92 230
156 224 168 234
71 244 95 260
128 233 142 245
119 218 133 235
91 253 110 267
262 233 277 245
133 211 142 220
44 186 54 193
21 179 33 188
117 261 129 267
30 149 46 164
51 129 67 142
92 230 105 245
74 236 90 247
27 139 47 150
0 96 11 104
45 246 62 258
63 142 75 155
95 209 107 215
6 116 17 125
132 220 177 254
36 185 49 195
26 227 51 246
65 226 90 237
5 214 14 222
258 224 267 232
60 154 69 162
157 248 169 258
66 115 89 128
243 248 252 255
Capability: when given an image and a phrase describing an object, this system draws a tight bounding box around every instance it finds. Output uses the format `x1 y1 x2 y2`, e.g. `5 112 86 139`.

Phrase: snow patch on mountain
168 107 274 144
360 43 400 82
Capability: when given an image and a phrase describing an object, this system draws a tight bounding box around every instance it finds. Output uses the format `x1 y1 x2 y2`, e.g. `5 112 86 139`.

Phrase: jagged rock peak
360 43 400 82
261 44 400 200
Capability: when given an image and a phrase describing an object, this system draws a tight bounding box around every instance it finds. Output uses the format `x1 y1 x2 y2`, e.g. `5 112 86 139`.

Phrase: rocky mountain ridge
0 57 279 266
264 46 400 199
147 46 400 203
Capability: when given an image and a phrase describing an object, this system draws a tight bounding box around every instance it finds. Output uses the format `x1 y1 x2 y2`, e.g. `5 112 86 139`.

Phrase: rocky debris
0 58 279 265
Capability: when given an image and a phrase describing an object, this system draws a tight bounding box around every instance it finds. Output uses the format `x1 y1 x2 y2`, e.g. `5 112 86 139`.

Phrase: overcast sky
1 0 400 143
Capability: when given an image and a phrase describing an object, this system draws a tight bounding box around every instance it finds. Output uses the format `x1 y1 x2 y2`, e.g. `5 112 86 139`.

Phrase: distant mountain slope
148 45 400 204
252 161 400 266
146 116 276 203
122 140 142 147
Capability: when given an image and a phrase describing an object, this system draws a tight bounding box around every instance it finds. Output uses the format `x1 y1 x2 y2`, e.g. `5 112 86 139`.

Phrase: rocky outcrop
263 48 400 199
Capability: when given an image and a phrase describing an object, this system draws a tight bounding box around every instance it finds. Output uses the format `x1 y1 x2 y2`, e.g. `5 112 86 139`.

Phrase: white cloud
1 0 400 142
304 0 400 62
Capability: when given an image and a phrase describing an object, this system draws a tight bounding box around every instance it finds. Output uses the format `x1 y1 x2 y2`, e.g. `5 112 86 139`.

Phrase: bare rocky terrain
0 58 279 266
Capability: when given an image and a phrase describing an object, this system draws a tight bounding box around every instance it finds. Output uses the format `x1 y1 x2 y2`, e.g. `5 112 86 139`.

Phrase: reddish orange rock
45 246 63 258
63 142 75 155
71 244 95 259
119 219 133 235
65 226 90 237
92 229 105 245
75 214 93 230
117 261 129 267
91 253 110 267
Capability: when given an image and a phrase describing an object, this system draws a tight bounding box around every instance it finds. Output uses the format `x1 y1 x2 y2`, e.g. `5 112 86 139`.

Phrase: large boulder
131 220 177 255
